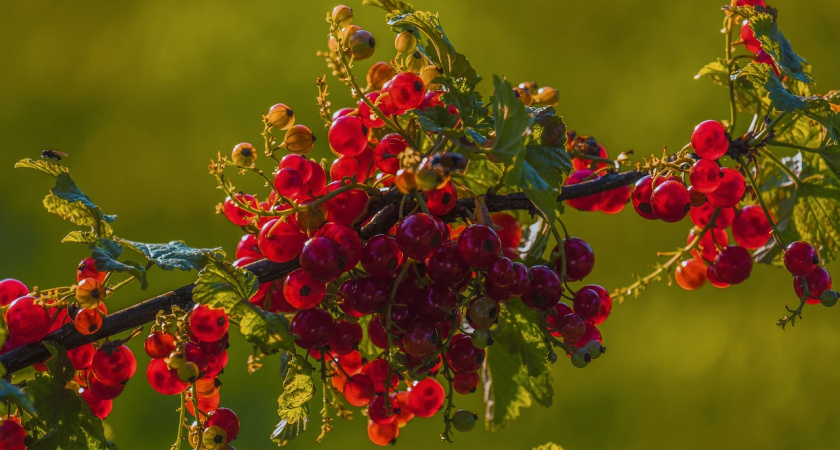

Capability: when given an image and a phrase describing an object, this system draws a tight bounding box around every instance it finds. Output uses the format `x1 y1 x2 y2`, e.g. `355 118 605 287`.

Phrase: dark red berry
80 388 113 419
283 269 327 310
329 320 363 355
690 159 723 193
521 266 562 311
689 202 735 229
68 343 96 370
362 235 403 277
573 287 601 319
712 246 753 285
784 241 819 276
453 372 479 395
328 115 369 157
373 134 406 175
258 219 306 263
91 344 136 386
359 92 392 129
707 168 746 208
691 120 729 160
353 277 391 315
189 304 229 343
344 374 376 407
731 204 773 249
396 213 442 260
416 284 458 323
426 181 458 216
385 72 426 111
280 154 313 183
314 222 363 272
425 242 470 286
300 237 347 282
559 313 586 342
402 323 441 358
0 279 28 307
794 266 832 305
446 335 485 373
457 225 501 268
651 179 691 223
561 237 595 282
5 296 50 344
325 182 369 226
632 175 660 220
290 308 334 349
565 170 603 211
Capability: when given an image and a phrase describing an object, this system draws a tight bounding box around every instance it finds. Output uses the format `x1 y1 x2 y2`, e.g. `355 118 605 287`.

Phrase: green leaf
527 106 572 179
272 356 314 446
0 379 35 415
193 258 294 363
89 246 148 290
387 12 479 84
757 152 840 265
119 240 223 272
697 59 762 113
490 76 531 165
736 63 806 112
24 342 116 450
414 105 459 134
747 13 812 84
441 76 493 135
14 158 69 176
817 146 840 181
484 301 553 431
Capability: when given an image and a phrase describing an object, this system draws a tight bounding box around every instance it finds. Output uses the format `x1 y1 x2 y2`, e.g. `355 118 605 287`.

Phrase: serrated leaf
736 63 806 112
695 58 729 85
271 417 308 447
272 357 313 446
414 105 459 133
748 13 812 84
817 146 840 180
24 342 116 450
388 12 479 84
441 77 493 135
193 258 294 363
90 246 148 290
118 240 223 272
484 301 553 431
490 76 531 164
14 158 69 176
757 152 840 265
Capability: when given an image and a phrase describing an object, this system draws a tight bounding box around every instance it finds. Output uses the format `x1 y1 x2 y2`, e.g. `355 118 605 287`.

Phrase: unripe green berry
331 5 353 27
177 361 200 383
349 30 376 61
394 30 417 54
584 340 605 360
471 327 492 349
570 347 591 368
231 142 257 167
821 290 839 307
468 296 500 329
405 51 426 73
451 409 477 432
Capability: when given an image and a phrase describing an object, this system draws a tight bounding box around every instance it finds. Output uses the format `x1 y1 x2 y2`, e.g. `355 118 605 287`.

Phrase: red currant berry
581 284 612 325
425 242 470 286
205 408 240 443
426 181 458 216
0 279 28 307
235 234 261 260
794 266 832 304
77 258 106 283
559 313 586 342
784 241 819 276
446 335 485 373
87 371 125 400
0 419 26 446
402 323 441 358
632 175 660 220
488 257 515 287
560 237 595 282
393 391 415 425
222 193 258 226
651 179 691 222
690 159 723 193
199 332 229 357
283 269 326 310
416 284 458 323
407 378 445 418
325 181 369 226
353 278 391 315
457 225 501 268
329 320 363 355
68 343 96 370
396 213 443 260
258 219 306 263
573 322 603 349
91 344 136 386
373 134 406 175
359 92 393 129
740 20 762 54
565 170 603 211
305 160 328 198
328 115 369 157
204 350 228 378
368 420 399 446
362 235 403 277
80 388 113 419
344 374 376 407
491 213 522 248
273 168 305 200
5 296 50 344
599 184 631 214
300 237 347 282
280 154 313 182
505 262 531 297
675 258 708 290
189 304 229 343
707 263 730 289
712 246 753 285
384 72 426 111
290 308 334 349
330 156 365 182
731 204 773 249
571 142 609 171
707 168 746 208
363 358 400 394
691 120 729 160
453 371 479 395
314 222 363 271
572 287 601 319
521 266 562 311
689 202 735 229
74 307 104 335
369 394 399 425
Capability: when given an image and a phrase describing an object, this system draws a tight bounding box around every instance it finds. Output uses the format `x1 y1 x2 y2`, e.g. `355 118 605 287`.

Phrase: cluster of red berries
562 135 631 214
736 0 781 77
0 416 26 450
144 304 240 449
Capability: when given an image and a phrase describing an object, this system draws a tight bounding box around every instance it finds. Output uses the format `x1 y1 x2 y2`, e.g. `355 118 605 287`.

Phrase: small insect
430 152 468 172
41 150 69 161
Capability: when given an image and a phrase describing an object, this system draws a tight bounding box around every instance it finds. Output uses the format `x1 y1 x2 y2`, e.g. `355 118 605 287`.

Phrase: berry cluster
563 135 631 214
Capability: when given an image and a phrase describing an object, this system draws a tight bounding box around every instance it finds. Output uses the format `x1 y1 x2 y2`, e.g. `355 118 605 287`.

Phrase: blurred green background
2 0 840 449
